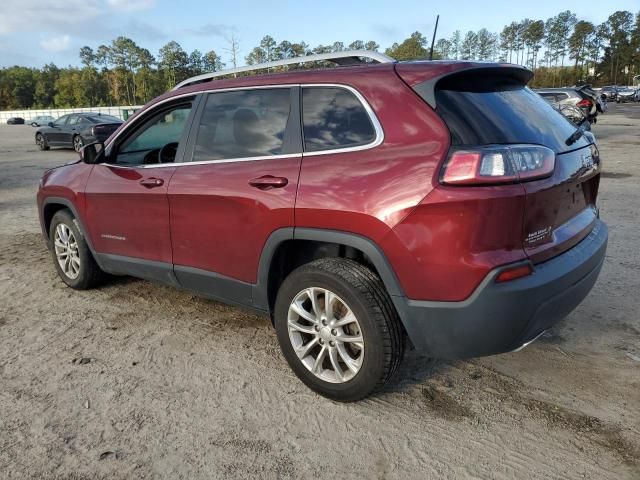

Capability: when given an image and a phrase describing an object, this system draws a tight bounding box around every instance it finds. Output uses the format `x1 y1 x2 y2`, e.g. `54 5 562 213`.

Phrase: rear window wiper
565 121 588 146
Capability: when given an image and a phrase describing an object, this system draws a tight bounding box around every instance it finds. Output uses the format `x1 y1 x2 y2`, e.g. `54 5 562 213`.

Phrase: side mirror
80 142 105 164
48 121 55 127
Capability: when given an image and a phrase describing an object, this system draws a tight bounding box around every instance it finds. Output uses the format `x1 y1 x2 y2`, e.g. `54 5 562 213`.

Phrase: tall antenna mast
429 14 440 60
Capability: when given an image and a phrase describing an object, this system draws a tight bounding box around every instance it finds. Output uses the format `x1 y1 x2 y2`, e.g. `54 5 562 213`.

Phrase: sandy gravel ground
0 105 639 479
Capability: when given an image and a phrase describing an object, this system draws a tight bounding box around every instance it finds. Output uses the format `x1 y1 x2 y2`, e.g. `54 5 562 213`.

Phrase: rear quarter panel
295 68 450 242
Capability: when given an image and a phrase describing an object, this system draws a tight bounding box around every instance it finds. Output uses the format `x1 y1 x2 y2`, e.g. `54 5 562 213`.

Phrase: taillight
91 126 96 136
441 145 555 185
576 99 592 108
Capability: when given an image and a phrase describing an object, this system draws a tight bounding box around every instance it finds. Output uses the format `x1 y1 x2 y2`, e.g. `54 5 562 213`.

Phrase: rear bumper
395 219 608 358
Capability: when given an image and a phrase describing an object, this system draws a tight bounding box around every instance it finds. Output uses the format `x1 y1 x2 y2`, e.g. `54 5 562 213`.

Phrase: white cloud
0 0 101 36
40 34 71 52
0 0 156 36
184 23 236 38
107 0 156 12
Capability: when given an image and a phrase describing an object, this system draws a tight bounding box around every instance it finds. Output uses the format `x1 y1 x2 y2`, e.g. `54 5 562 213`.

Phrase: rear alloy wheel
73 135 83 152
287 287 365 383
36 133 49 151
274 258 404 402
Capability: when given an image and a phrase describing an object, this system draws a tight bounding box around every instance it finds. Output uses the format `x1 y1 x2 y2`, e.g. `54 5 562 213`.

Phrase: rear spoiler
396 63 533 109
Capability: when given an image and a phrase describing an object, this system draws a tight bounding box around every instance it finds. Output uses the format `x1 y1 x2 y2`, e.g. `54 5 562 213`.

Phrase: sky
0 0 638 68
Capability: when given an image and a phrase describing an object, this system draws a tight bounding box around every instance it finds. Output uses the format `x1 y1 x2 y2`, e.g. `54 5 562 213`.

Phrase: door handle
248 175 288 190
140 177 164 188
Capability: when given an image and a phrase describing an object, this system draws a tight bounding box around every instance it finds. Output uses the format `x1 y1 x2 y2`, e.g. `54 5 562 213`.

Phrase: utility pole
429 14 440 61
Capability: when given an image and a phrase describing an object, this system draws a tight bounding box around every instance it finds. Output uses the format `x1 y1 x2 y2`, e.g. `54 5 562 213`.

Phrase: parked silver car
534 87 599 123
616 87 639 103
29 115 56 127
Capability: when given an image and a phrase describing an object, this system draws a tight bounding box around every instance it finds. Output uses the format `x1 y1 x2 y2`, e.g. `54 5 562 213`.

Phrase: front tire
274 258 404 402
49 210 105 289
36 133 49 151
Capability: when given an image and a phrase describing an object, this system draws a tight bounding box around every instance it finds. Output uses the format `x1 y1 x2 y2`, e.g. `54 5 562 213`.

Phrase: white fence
0 106 142 123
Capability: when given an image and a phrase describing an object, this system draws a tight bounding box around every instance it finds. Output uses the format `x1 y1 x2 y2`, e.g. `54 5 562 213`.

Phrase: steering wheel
158 142 179 164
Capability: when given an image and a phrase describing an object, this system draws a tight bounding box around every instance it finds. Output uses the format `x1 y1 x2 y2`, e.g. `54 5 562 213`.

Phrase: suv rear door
167 87 301 304
402 65 601 264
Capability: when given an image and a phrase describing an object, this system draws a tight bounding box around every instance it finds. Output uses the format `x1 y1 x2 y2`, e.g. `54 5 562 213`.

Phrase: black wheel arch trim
253 227 406 312
41 197 99 254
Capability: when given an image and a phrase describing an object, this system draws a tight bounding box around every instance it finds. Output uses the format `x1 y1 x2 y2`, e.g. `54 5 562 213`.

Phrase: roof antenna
429 14 440 61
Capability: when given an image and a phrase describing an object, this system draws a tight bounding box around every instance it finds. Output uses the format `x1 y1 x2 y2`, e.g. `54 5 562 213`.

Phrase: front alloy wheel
54 223 81 279
49 209 105 289
288 287 364 383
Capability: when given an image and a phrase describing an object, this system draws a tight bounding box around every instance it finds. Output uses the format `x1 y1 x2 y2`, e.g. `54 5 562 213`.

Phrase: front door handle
140 177 164 188
248 175 288 190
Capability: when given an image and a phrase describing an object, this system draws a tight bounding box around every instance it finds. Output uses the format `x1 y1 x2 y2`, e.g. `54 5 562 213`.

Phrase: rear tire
274 258 404 402
73 135 83 152
49 210 105 290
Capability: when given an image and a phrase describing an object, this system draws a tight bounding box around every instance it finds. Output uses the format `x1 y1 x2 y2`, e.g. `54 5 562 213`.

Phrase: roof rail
172 50 396 90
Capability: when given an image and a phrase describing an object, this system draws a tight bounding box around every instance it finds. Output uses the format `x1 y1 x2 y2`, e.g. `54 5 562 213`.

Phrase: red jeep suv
37 53 608 401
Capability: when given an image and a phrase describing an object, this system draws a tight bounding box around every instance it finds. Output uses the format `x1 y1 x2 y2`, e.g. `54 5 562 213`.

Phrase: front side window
193 88 291 161
302 87 376 152
114 102 193 166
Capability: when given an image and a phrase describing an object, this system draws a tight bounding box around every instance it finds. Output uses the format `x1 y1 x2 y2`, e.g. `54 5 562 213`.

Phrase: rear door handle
248 175 288 190
140 177 164 188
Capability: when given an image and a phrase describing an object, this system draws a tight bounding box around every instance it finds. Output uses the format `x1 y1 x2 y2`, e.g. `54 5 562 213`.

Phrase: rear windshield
434 82 589 153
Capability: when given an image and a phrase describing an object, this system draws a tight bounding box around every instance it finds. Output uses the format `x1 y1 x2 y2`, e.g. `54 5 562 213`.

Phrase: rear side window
194 88 291 161
88 115 121 123
538 92 556 102
302 87 376 152
433 80 589 153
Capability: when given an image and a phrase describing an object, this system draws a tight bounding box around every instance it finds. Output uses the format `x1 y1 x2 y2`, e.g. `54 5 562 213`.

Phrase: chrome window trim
102 153 303 170
103 83 383 169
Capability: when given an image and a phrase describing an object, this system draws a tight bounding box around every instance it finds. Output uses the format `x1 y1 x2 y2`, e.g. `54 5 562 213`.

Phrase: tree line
0 8 638 110
431 10 639 88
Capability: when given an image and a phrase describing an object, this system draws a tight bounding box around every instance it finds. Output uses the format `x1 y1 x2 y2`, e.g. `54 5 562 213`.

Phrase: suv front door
168 87 301 305
83 98 197 275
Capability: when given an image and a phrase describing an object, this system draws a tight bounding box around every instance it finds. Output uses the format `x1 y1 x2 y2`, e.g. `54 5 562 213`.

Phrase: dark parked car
37 52 607 401
7 117 25 125
29 115 56 127
35 113 122 152
576 85 607 113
